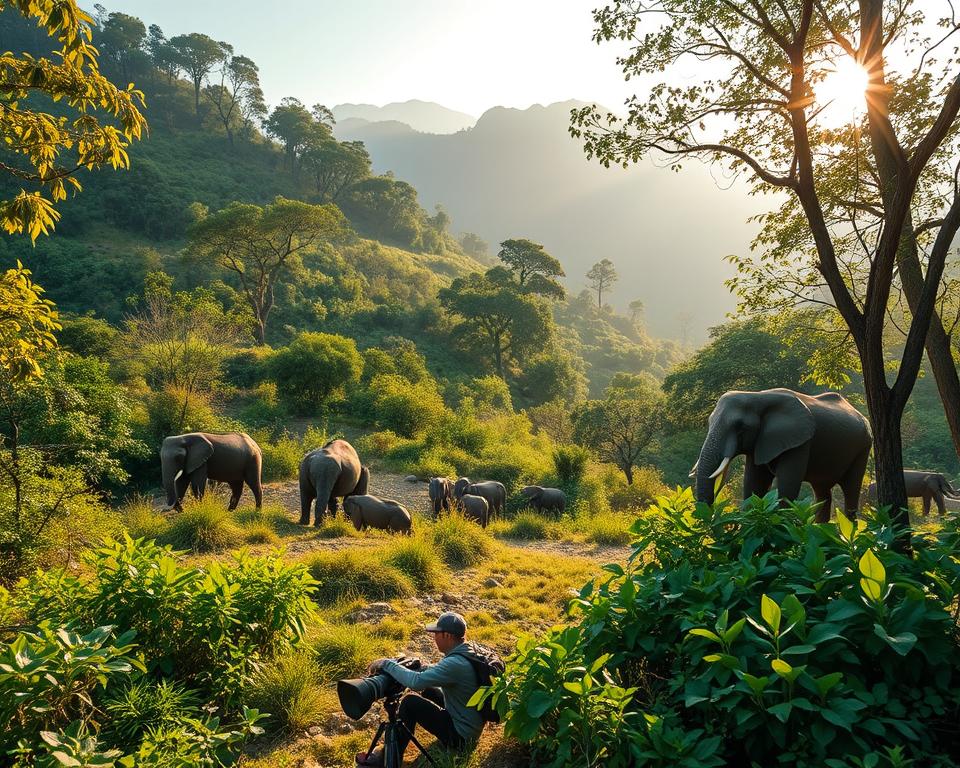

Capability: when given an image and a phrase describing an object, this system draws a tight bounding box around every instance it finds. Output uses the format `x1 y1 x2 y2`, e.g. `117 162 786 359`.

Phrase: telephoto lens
337 656 422 720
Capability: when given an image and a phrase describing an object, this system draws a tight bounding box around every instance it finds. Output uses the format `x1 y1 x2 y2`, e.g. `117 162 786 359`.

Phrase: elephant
457 494 490 528
693 388 872 522
429 477 454 519
867 470 960 516
298 439 366 526
453 477 506 518
160 432 263 512
520 486 567 516
343 494 412 534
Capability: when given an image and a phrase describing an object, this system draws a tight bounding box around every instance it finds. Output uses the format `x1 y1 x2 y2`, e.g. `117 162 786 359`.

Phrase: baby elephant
429 476 454 519
343 494 412 534
520 485 567 517
867 470 960 516
457 494 489 528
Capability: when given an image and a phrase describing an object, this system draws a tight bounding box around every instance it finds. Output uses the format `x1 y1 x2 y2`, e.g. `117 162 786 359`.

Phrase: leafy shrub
314 517 358 539
566 474 612 518
102 679 202 746
160 498 243 553
145 385 223 442
305 550 413 605
485 490 960 767
607 465 668 511
430 515 492 568
241 520 279 545
411 446 458 480
13 537 317 706
355 429 405 459
259 432 306 482
368 373 448 438
311 623 386 681
494 512 554 540
239 381 287 429
245 652 325 734
575 512 634 546
383 537 444 591
552 445 590 487
225 346 275 389
121 496 170 542
271 332 362 415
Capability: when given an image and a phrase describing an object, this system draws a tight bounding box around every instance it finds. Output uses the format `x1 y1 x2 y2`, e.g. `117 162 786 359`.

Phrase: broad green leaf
688 628 722 643
873 624 917 656
761 594 781 634
860 578 882 602
768 701 793 722
525 690 555 717
858 549 886 584
771 658 793 677
723 618 746 646
836 510 855 541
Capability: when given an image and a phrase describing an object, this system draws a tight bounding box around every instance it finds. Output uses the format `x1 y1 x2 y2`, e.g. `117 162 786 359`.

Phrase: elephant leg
190 466 208 500
328 496 339 518
227 480 243 511
773 445 810 509
245 469 262 509
935 490 946 516
743 456 774 500
922 493 931 517
298 474 315 526
174 474 190 511
838 447 870 521
811 484 833 523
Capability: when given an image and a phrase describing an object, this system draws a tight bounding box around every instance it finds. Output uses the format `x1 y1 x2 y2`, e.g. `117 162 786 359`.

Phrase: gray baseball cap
425 611 466 637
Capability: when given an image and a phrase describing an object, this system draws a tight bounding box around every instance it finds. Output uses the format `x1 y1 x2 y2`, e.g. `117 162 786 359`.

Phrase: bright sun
815 57 870 125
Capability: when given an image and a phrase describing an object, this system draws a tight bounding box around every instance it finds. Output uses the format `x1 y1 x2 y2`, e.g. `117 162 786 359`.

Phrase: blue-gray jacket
380 643 484 741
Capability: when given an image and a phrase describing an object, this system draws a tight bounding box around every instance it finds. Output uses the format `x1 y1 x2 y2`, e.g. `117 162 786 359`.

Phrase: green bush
311 623 386 681
225 347 275 389
271 332 362 415
552 444 590 487
494 512 554 540
383 537 444 591
102 679 202 746
121 497 170 542
239 381 287 429
160 498 243 553
576 512 634 546
607 465 668 511
430 515 492 568
305 550 413 605
13 537 317 706
314 517 358 539
368 373 448 438
259 432 307 482
486 490 960 767
241 520 279 545
245 652 325 734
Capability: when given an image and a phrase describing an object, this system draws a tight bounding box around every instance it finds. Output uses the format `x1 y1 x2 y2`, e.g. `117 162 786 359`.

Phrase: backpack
451 641 506 723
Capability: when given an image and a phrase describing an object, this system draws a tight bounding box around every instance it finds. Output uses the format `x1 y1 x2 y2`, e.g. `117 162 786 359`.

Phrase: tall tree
498 239 566 299
0 0 146 240
439 267 552 379
95 11 148 83
168 32 226 124
574 373 665 485
266 97 317 175
629 299 645 325
206 52 262 145
587 259 618 309
146 24 179 83
301 137 371 201
571 1 960 526
187 198 349 344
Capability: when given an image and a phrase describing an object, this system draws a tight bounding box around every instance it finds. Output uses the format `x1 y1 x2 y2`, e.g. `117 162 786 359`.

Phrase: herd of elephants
159 388 960 531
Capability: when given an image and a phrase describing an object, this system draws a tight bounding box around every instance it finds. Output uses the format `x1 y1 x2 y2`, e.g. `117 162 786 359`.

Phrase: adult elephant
298 439 367 526
693 388 872 522
520 486 566 516
453 477 506 518
457 494 490 528
161 432 263 512
429 477 454 519
867 470 960 516
344 495 412 534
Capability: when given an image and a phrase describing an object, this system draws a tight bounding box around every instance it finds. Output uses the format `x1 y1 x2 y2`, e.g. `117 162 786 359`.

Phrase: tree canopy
497 238 566 299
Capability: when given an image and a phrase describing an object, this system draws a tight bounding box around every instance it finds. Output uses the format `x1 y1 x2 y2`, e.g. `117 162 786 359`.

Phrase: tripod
362 693 438 768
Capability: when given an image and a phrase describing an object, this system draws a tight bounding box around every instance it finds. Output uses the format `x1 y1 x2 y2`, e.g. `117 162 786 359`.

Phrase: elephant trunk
695 428 731 504
161 464 183 510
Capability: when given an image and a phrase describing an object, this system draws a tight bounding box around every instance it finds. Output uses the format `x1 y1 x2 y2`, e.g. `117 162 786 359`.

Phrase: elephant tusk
709 456 731 479
174 469 183 481
688 460 699 478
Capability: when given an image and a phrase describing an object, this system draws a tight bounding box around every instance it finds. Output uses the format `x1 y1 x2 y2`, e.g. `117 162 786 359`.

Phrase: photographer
356 612 484 767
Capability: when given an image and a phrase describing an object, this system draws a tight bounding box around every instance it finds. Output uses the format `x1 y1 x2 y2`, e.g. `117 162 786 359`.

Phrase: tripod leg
392 721 439 768
362 722 386 766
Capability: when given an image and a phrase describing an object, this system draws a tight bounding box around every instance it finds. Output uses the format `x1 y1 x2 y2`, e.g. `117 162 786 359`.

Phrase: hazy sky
105 0 635 116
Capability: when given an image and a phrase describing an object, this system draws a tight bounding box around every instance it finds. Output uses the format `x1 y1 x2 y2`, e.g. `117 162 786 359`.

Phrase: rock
440 592 460 605
327 712 356 734
405 474 419 482
346 601 397 623
484 577 502 588
307 725 322 737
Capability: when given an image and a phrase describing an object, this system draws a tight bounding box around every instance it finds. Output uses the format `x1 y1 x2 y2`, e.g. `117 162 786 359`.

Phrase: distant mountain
332 100 476 135
334 100 759 341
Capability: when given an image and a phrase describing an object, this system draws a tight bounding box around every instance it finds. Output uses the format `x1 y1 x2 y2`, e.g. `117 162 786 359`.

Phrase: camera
337 655 422 720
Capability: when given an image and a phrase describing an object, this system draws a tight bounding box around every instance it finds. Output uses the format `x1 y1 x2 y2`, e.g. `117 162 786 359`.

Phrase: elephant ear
184 434 214 474
754 394 815 467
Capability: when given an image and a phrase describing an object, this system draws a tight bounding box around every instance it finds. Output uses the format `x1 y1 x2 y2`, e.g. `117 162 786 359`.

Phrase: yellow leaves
0 261 60 382
858 548 887 604
0 0 147 239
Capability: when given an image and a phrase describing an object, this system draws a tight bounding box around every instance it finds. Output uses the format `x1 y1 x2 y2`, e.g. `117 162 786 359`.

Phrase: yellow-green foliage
568 473 612 517
305 549 413 605
120 497 170 542
607 465 668 510
245 652 325 734
491 512 558 541
311 622 387 681
160 498 242 553
575 511 636 546
233 503 289 529
241 521 278 545
382 536 444 591
368 373 447 438
430 515 492 567
313 517 358 539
